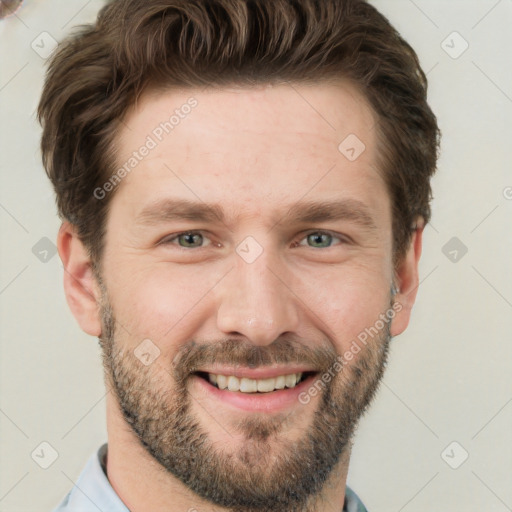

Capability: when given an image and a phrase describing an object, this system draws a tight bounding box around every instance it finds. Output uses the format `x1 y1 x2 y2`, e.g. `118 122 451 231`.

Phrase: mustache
171 336 338 383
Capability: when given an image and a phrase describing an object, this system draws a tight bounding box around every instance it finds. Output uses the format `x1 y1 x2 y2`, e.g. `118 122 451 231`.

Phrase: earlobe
57 222 102 337
390 219 425 337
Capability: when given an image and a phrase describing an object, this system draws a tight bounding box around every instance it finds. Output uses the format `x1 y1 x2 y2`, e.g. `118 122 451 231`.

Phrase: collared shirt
52 443 368 511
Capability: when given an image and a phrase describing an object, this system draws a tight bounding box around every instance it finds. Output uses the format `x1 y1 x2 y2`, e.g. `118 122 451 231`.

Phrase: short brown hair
38 0 441 270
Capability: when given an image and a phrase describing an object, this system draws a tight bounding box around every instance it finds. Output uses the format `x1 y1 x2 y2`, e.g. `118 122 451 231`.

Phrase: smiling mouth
195 371 316 393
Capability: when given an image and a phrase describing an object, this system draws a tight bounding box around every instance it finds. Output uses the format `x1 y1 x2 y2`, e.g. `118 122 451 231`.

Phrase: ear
390 218 425 337
57 222 102 337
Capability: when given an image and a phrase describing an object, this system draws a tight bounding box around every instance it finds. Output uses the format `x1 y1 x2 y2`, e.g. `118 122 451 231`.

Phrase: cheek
105 250 393 357
295 263 392 353
107 263 223 346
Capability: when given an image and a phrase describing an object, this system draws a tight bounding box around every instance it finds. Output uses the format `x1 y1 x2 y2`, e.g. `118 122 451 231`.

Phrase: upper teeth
208 373 303 393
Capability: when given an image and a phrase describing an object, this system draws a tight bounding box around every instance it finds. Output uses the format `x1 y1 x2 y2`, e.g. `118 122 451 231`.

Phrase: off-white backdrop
1 1 511 511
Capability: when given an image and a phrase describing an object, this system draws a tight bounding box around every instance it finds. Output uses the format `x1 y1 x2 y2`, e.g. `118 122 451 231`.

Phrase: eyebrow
135 197 378 232
136 198 225 225
280 198 378 231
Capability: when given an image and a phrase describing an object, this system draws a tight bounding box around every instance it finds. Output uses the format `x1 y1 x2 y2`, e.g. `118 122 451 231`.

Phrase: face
96 81 399 511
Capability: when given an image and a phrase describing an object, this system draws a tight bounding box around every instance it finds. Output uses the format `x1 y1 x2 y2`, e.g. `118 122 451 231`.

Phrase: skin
58 80 424 512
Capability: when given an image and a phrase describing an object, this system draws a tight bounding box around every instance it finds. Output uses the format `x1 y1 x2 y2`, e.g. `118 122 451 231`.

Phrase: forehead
112 80 387 222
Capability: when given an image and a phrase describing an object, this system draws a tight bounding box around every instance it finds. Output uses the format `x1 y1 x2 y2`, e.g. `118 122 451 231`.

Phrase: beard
98 287 393 512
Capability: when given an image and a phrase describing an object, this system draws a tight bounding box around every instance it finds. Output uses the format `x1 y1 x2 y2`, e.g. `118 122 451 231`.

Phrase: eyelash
159 230 350 249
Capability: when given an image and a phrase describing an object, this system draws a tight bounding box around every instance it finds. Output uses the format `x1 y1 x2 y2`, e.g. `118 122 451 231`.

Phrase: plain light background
0 1 511 511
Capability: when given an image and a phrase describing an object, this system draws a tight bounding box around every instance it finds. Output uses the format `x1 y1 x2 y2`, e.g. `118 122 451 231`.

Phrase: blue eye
297 231 344 248
161 231 210 248
160 230 346 250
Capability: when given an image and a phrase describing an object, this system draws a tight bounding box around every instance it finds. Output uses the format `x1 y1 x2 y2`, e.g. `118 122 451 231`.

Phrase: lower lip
192 373 318 413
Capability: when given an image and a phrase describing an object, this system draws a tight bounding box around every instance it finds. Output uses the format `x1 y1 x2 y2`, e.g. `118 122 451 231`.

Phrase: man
39 0 440 510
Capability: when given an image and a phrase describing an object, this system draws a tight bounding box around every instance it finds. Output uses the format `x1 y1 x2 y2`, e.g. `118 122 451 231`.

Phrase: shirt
52 443 368 512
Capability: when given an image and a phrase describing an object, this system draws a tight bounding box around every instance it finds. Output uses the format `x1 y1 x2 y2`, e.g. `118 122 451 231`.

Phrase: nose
215 246 300 346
